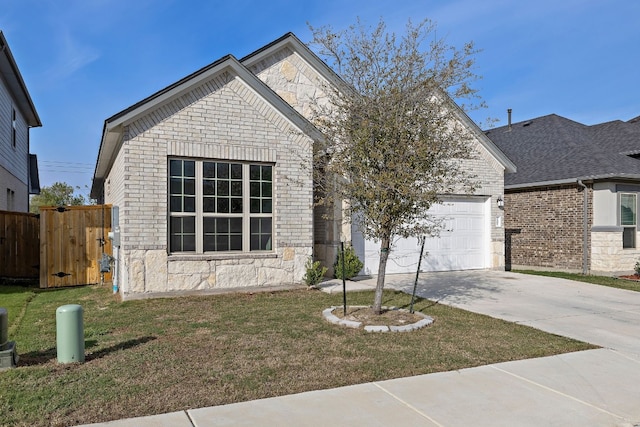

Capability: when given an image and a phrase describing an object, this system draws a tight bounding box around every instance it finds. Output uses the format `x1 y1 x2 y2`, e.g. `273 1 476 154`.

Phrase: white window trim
619 192 637 249
168 158 274 254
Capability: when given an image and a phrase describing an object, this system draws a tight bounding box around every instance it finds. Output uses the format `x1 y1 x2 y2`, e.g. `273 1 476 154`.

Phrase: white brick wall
105 39 509 297
459 138 507 268
248 47 341 270
111 69 314 298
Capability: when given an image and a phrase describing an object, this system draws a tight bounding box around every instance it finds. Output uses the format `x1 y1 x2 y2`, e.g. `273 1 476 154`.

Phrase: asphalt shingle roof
485 114 640 187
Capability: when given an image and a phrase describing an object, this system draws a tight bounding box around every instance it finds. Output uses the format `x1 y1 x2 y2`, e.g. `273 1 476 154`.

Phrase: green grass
0 284 595 427
0 285 37 336
514 270 640 292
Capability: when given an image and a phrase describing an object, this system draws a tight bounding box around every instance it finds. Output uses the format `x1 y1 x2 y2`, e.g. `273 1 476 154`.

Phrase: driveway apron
386 270 640 356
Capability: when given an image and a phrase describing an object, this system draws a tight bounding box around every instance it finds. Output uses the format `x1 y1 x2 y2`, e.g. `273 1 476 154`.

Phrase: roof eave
91 53 325 197
0 32 41 127
448 97 517 173
505 174 640 190
240 32 351 95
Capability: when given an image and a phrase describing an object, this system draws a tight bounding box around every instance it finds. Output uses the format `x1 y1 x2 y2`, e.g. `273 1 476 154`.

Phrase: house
90 33 514 299
487 113 640 275
0 31 41 212
353 100 517 275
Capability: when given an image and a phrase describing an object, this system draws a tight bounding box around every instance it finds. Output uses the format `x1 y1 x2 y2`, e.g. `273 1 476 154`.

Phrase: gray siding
0 72 30 211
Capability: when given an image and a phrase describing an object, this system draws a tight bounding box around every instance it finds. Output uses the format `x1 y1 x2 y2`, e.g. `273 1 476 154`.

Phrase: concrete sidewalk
79 271 640 427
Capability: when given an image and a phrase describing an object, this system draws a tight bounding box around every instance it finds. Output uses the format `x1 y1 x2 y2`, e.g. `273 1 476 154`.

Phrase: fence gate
40 205 112 288
0 210 39 278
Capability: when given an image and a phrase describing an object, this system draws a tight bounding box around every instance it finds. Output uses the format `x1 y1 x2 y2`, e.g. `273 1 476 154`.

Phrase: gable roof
241 33 515 174
91 50 324 199
0 31 41 127
91 32 517 198
486 114 640 188
240 32 347 92
449 97 516 174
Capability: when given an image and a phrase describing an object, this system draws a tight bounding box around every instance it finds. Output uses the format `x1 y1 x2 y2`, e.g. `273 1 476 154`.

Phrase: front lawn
514 270 640 292
0 284 594 427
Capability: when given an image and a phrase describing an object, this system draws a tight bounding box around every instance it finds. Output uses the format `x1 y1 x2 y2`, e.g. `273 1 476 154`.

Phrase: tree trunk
373 231 391 314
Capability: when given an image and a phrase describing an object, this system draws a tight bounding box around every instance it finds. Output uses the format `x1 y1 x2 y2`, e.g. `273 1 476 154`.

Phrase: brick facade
504 183 592 271
104 69 314 298
96 35 512 297
461 138 508 269
248 46 342 273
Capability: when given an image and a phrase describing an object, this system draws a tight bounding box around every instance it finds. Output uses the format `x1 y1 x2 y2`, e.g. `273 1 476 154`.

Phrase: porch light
497 196 504 209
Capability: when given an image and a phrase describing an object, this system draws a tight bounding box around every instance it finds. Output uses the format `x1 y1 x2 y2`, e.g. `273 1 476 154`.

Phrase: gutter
505 173 640 191
576 180 588 275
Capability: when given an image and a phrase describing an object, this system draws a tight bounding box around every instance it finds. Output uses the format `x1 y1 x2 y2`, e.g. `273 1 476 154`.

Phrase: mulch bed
619 274 640 281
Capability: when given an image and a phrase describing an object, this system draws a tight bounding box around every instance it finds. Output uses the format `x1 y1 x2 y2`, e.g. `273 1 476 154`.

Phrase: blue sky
1 0 638 196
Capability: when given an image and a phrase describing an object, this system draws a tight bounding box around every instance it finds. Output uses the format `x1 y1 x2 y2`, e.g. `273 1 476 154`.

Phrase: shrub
334 245 364 280
303 258 327 287
635 260 640 276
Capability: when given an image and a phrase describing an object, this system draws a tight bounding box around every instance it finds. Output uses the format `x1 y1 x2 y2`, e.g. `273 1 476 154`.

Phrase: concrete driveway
382 270 640 356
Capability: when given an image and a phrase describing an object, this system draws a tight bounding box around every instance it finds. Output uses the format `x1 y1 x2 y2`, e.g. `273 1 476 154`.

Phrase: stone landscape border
322 305 434 332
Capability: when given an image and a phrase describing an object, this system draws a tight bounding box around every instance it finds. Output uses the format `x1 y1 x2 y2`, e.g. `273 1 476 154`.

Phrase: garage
352 197 490 275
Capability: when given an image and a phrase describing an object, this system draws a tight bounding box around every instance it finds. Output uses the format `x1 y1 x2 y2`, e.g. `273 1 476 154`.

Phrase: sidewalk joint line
185 410 196 427
373 382 446 427
491 366 626 421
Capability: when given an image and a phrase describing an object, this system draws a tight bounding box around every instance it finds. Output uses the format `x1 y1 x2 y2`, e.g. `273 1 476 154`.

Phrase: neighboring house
487 113 640 275
91 33 515 299
0 31 41 212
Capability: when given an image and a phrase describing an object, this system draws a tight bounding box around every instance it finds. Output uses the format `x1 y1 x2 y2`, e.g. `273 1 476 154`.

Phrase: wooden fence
0 210 40 278
40 205 112 288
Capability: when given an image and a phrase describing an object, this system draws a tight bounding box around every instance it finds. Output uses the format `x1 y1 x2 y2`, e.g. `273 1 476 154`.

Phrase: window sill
168 252 277 262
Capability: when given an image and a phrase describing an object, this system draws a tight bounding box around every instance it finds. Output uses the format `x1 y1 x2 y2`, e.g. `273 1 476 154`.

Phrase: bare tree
309 18 483 314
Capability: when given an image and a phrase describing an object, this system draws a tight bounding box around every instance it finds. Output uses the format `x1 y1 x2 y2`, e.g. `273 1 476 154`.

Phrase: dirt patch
619 275 640 281
331 306 425 327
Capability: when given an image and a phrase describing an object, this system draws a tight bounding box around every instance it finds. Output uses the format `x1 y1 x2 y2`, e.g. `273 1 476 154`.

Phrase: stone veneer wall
591 229 640 274
504 184 592 271
248 47 509 271
247 47 341 272
108 69 314 298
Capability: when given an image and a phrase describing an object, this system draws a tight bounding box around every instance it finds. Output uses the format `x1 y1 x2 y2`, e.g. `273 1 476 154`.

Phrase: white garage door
353 197 489 275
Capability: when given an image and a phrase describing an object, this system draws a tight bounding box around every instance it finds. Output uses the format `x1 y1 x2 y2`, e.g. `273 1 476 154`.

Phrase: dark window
168 159 273 253
621 193 637 249
11 108 17 148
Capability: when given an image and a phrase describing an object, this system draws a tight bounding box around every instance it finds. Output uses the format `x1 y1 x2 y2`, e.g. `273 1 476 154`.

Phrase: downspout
577 180 588 275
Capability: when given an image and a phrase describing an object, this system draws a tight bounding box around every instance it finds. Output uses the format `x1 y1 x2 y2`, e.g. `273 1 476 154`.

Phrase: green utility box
56 304 85 363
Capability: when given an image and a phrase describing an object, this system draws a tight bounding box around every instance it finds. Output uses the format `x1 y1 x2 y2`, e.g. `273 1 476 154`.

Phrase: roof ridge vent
522 121 532 127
